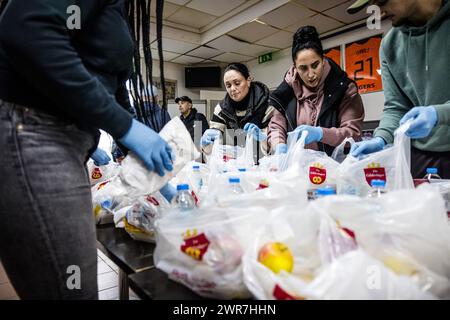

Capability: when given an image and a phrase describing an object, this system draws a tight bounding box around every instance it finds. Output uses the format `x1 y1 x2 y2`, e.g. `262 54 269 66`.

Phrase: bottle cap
371 179 386 188
193 165 200 170
426 167 438 174
238 168 246 172
229 177 240 184
315 188 336 196
177 184 190 191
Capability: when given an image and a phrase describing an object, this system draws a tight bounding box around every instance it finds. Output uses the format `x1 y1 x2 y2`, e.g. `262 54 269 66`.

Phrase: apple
258 242 294 274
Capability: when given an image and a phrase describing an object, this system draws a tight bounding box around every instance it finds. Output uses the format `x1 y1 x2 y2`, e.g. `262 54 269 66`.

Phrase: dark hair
291 25 323 62
125 0 166 132
224 62 250 80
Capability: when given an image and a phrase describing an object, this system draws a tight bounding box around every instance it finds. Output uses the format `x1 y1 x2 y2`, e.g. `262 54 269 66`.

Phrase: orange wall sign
345 35 382 94
324 47 341 68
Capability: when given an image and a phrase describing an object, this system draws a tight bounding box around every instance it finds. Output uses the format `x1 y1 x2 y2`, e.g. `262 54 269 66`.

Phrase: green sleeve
434 102 450 126
374 46 414 144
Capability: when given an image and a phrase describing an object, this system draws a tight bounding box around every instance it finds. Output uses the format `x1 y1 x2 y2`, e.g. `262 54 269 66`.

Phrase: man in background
176 95 209 145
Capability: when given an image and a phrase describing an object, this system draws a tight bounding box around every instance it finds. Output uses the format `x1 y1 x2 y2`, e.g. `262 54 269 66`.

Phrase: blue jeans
0 100 98 299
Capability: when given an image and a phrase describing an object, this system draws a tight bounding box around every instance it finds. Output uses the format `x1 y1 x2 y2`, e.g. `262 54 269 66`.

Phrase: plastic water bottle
192 165 203 191
423 168 441 182
315 187 336 198
228 177 244 195
172 184 195 210
368 179 387 198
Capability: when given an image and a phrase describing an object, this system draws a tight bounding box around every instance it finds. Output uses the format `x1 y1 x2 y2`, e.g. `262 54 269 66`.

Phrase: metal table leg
119 269 129 300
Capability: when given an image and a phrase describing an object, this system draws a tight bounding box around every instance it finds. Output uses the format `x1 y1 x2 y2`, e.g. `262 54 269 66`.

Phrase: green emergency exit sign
258 52 272 64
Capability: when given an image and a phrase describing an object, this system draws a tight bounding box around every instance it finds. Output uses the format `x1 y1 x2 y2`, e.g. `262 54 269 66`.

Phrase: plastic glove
90 148 111 166
350 137 386 157
274 143 287 155
292 125 323 145
119 119 173 177
201 129 221 147
243 123 267 141
399 106 438 139
159 183 177 202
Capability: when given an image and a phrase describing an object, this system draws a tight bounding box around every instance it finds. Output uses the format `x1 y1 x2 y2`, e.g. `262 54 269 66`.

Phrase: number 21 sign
345 35 382 94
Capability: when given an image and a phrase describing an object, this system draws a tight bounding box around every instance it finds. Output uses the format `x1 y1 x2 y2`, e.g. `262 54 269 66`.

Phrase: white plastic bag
120 117 200 197
336 122 414 196
114 192 170 243
274 250 434 300
336 184 450 298
154 206 269 299
206 134 255 175
91 176 130 224
87 160 121 186
242 202 358 300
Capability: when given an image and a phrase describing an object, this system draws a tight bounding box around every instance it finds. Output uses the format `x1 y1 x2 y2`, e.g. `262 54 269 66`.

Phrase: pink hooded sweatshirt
268 58 364 151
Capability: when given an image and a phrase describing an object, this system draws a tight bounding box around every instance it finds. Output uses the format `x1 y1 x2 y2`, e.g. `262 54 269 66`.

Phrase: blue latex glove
119 119 173 177
274 143 287 155
350 137 386 157
243 123 267 141
90 147 111 166
399 106 438 139
201 129 221 147
159 183 177 202
292 125 323 145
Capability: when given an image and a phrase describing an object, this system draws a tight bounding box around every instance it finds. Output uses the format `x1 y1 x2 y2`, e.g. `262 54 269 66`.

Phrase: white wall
246 20 393 121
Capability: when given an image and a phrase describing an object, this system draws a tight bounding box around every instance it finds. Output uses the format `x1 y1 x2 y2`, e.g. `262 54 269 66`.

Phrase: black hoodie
0 0 134 139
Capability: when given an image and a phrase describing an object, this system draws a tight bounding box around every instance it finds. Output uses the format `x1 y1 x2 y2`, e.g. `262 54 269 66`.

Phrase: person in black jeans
0 0 172 299
177 96 209 146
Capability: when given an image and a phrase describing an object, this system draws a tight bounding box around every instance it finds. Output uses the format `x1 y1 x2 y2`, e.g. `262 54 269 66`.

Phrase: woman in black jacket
201 63 274 158
0 0 172 299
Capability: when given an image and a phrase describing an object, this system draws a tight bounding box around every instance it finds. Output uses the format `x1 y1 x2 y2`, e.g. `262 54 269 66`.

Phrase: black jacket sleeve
0 0 132 138
269 79 295 114
115 82 136 119
197 113 209 135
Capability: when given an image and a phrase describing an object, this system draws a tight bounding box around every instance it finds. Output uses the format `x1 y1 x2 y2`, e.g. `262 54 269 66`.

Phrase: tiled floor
0 250 140 300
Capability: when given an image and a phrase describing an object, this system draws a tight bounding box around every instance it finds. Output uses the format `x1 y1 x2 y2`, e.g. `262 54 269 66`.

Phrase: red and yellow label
345 36 382 94
96 180 109 190
256 179 270 190
309 163 326 185
146 195 160 206
91 168 102 180
180 229 210 261
273 285 305 300
364 162 386 186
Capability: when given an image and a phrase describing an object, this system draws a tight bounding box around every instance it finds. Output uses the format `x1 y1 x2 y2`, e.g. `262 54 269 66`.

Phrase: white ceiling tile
186 45 223 59
166 7 217 29
228 21 278 43
171 55 205 65
151 38 199 54
238 43 275 57
323 0 370 24
166 0 190 5
187 0 246 17
150 1 180 18
259 2 315 29
206 35 249 53
286 14 344 34
256 30 292 49
150 49 180 61
197 59 221 65
213 52 254 63
292 0 348 12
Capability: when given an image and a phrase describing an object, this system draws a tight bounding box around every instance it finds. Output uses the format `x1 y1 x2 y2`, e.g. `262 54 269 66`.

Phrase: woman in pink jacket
268 26 364 156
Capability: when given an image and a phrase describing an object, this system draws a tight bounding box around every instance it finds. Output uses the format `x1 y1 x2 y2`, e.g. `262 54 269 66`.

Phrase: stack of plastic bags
91 117 199 224
242 184 450 300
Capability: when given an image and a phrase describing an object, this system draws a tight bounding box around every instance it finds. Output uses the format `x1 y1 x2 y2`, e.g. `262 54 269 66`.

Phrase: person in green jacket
348 0 450 179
